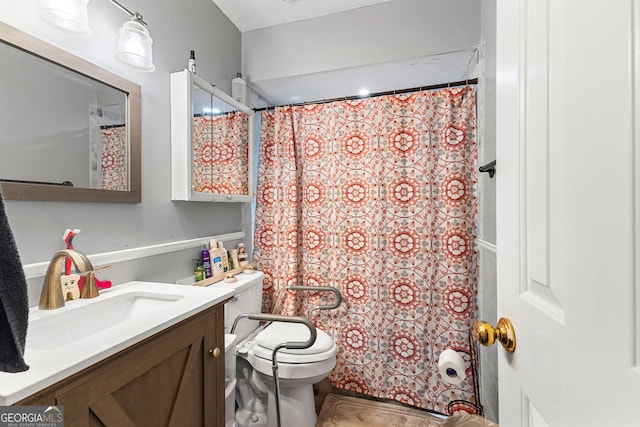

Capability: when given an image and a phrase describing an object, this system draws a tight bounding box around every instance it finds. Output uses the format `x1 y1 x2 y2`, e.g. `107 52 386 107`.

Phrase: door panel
496 0 640 425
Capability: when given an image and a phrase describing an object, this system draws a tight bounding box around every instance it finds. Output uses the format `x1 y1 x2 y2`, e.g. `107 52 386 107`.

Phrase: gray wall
0 0 246 301
242 0 481 83
478 0 498 422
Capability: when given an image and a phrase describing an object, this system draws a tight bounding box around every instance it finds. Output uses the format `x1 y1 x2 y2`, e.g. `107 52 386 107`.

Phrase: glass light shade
39 0 91 35
116 20 155 72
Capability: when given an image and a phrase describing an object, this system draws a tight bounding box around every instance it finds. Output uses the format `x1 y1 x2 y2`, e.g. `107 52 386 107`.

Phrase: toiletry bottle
218 241 229 272
237 243 248 266
209 239 224 276
188 50 196 74
229 248 239 270
232 72 246 104
194 259 205 282
201 244 212 278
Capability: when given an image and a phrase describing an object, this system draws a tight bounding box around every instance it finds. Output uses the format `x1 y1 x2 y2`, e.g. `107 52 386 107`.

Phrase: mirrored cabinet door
170 70 254 202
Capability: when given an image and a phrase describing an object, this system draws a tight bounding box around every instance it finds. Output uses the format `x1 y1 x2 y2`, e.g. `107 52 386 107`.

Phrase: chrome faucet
39 249 96 310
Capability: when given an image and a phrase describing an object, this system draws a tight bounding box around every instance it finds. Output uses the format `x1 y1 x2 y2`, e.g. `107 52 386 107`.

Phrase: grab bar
287 285 343 310
231 313 317 427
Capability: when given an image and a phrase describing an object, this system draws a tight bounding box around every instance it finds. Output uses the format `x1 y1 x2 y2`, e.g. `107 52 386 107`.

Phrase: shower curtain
192 111 250 195
100 126 128 191
254 86 478 414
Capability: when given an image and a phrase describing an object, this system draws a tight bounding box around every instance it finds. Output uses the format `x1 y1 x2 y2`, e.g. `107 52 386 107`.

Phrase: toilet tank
223 271 264 341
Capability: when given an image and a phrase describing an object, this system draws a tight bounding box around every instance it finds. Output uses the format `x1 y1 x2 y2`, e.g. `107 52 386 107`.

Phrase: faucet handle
79 265 111 299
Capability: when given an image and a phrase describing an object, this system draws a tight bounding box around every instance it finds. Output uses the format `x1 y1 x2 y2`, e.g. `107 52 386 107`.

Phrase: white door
496 0 640 425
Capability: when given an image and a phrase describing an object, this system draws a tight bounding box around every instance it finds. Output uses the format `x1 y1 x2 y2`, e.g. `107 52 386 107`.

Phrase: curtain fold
254 86 478 414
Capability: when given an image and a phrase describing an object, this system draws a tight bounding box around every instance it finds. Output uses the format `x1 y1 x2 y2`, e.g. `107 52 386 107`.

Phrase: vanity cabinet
17 303 226 426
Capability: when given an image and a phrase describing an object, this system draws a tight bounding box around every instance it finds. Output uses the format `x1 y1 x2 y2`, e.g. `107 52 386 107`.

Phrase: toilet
223 271 337 427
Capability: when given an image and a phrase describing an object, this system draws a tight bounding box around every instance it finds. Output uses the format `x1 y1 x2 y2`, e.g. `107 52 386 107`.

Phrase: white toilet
223 271 337 427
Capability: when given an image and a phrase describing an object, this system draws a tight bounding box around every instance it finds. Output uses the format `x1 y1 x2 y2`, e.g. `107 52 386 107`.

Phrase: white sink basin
0 280 236 406
26 291 184 351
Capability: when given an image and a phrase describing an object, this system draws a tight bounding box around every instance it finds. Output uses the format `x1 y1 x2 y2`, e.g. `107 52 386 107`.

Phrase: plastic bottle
209 239 224 276
232 72 246 104
218 241 230 272
194 259 205 282
201 244 212 278
188 50 196 74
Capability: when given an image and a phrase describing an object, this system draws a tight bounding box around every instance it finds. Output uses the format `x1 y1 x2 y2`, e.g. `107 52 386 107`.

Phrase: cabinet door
54 307 224 426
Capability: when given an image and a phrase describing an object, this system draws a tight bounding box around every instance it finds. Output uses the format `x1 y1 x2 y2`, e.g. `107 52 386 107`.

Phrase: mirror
171 70 254 202
0 22 141 203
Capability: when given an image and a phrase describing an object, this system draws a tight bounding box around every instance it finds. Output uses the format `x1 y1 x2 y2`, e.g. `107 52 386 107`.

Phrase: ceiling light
39 0 91 36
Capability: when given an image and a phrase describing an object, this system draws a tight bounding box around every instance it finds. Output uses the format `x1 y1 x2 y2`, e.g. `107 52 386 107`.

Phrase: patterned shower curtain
254 86 478 414
193 111 250 195
100 126 128 191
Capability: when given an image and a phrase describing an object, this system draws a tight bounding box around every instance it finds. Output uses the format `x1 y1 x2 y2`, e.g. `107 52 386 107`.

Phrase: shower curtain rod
253 78 478 112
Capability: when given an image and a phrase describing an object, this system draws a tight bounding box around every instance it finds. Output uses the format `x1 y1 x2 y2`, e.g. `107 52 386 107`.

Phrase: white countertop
0 280 237 406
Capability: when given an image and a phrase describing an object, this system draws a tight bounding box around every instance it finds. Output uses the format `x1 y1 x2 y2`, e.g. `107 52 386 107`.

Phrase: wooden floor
314 380 446 427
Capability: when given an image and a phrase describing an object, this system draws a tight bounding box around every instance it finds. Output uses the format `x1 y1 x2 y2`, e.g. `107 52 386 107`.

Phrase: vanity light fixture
109 0 155 72
38 0 155 72
38 0 91 36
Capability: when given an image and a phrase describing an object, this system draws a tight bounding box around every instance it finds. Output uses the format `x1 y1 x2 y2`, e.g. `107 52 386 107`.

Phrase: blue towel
0 188 29 372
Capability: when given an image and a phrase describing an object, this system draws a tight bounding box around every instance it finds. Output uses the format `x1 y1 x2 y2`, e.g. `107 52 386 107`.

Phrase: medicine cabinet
170 70 255 202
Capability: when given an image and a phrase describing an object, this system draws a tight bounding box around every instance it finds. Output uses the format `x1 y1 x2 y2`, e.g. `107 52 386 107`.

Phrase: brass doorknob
209 347 221 358
473 317 516 352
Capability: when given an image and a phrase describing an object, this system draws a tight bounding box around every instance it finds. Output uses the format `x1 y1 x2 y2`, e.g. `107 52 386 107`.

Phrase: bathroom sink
26 291 184 351
0 280 235 406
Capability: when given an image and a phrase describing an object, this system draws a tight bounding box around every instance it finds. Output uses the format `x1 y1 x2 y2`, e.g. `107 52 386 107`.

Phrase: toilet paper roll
438 349 466 385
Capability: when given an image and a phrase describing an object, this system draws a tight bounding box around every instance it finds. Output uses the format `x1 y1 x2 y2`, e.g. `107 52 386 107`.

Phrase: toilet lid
254 322 334 355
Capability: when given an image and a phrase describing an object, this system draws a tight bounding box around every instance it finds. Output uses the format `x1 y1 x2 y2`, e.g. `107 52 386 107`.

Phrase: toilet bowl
223 272 337 427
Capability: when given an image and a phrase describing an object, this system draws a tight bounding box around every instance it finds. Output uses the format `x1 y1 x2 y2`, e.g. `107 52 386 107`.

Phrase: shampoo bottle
218 241 229 272
194 259 205 282
201 244 212 278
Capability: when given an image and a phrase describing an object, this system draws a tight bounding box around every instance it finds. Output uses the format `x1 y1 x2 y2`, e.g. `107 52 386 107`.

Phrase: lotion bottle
209 239 224 276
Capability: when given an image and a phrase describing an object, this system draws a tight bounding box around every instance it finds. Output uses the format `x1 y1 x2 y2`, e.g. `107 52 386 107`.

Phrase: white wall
242 0 481 84
0 0 248 305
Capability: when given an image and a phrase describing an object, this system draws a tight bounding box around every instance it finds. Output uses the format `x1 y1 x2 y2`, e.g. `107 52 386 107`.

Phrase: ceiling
210 0 395 32
210 0 479 108
250 49 479 108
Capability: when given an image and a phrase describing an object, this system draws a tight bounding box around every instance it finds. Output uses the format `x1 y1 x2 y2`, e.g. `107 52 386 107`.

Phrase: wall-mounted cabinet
170 70 255 202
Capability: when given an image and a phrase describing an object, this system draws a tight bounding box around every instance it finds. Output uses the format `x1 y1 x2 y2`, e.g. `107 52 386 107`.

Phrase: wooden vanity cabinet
17 303 226 427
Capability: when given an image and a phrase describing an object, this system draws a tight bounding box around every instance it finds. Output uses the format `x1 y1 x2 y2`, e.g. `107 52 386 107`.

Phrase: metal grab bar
287 285 343 311
231 314 317 427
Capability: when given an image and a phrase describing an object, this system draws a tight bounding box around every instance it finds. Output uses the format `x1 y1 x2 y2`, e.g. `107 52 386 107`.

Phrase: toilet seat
252 322 335 363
